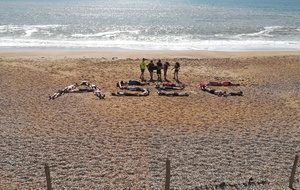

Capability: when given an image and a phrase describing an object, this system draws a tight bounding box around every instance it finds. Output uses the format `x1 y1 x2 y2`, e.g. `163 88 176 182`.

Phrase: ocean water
0 0 299 51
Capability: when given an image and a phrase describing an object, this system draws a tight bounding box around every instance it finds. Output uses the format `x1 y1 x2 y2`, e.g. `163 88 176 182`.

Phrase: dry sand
0 50 299 190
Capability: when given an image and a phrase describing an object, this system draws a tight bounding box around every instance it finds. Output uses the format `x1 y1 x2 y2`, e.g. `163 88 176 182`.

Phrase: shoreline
0 49 299 59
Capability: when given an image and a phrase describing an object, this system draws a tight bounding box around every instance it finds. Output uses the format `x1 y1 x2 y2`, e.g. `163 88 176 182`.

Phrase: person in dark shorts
156 60 163 82
147 60 155 81
163 62 170 81
172 62 180 81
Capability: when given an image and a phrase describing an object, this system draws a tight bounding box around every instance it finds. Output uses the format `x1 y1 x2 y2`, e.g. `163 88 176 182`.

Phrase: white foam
1 38 300 51
236 26 300 39
0 24 66 34
72 30 140 37
24 29 38 37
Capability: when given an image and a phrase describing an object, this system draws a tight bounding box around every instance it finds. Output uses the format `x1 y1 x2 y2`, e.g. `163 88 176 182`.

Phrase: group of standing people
139 58 180 82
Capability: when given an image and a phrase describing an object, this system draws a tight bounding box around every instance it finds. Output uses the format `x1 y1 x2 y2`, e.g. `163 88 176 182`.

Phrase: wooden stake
165 158 170 190
44 163 52 190
289 155 298 190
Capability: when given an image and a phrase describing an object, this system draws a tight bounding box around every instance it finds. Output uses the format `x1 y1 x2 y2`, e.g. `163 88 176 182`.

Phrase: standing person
156 60 162 82
172 62 180 82
139 58 146 81
156 60 163 82
147 60 155 82
163 62 170 81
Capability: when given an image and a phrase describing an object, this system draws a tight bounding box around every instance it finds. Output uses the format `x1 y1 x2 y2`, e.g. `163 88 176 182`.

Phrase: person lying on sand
49 89 67 100
162 82 185 87
200 85 227 97
69 82 105 99
49 82 100 100
206 81 241 86
123 86 146 91
117 80 150 89
91 85 105 99
117 81 148 91
155 83 185 90
227 91 243 96
68 88 93 93
89 84 97 89
49 83 78 100
157 89 189 97
111 88 150 96
200 85 243 97
80 80 90 86
63 83 78 92
49 86 92 100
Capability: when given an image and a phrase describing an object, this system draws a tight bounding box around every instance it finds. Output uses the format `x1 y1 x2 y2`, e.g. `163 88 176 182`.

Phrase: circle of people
49 58 243 100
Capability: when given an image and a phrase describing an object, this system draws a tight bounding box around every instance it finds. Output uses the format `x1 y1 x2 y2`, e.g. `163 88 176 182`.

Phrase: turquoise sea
0 0 299 51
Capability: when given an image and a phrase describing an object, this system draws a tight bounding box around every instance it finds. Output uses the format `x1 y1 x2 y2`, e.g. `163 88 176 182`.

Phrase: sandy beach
0 50 300 190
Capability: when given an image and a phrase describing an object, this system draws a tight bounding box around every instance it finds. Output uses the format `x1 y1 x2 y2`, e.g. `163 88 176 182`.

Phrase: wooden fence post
289 155 299 190
44 163 52 190
165 158 171 190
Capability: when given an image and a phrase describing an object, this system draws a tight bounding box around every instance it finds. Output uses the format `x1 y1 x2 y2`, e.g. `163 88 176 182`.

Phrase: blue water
0 0 299 51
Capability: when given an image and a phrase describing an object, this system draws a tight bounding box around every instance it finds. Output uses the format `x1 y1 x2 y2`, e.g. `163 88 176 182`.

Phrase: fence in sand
40 155 299 190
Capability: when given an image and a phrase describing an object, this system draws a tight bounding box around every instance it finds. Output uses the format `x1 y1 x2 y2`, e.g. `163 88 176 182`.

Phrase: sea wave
0 25 67 37
72 30 140 38
0 24 65 31
0 24 299 51
235 26 300 39
0 38 299 51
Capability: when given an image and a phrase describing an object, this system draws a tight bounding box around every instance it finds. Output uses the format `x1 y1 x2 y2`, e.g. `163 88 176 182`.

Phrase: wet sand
0 50 299 189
